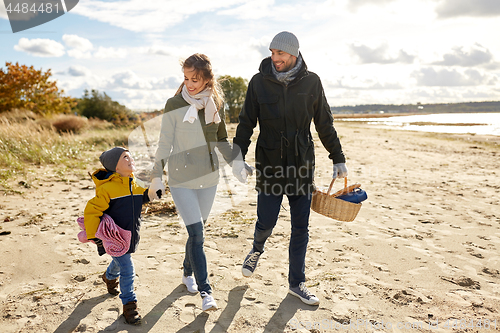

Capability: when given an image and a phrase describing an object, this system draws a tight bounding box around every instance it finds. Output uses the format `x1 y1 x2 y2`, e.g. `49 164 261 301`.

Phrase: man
232 31 348 306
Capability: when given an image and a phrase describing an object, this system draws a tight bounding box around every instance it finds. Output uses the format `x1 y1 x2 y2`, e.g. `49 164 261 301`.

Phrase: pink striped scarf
77 214 131 257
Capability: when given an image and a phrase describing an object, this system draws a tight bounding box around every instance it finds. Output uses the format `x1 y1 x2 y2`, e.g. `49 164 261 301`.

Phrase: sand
1 121 499 333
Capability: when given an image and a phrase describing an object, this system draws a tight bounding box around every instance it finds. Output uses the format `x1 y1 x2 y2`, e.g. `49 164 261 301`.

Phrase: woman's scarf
272 54 303 86
181 85 221 124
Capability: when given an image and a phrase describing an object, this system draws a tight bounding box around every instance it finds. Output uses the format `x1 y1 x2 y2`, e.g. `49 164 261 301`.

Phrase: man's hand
232 160 254 183
333 163 348 178
149 177 165 201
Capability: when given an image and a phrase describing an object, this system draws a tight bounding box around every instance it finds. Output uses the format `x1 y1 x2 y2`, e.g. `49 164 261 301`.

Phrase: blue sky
1 0 500 110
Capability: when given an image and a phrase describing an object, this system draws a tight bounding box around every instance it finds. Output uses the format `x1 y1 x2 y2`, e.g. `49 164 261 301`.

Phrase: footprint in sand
96 306 120 331
179 302 199 323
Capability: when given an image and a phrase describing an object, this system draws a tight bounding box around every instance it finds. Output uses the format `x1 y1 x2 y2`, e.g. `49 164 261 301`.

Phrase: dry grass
51 114 89 133
0 114 131 187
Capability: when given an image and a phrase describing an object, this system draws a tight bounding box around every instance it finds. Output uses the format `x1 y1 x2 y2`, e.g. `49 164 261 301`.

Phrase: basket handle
326 177 348 195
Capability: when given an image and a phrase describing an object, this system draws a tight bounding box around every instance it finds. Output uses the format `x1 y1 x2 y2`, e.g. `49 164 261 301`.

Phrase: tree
0 62 76 114
219 75 248 123
75 89 137 125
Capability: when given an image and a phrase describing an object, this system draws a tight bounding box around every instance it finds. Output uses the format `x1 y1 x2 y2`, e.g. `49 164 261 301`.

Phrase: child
84 147 154 325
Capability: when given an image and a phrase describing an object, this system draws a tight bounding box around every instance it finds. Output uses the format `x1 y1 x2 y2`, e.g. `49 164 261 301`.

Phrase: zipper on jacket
282 84 289 160
295 129 299 157
129 178 135 250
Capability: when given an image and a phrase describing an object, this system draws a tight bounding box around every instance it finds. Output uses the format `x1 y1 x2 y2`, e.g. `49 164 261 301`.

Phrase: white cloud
63 34 93 59
109 70 153 90
72 0 245 33
94 46 127 59
218 0 273 20
63 34 93 51
248 37 270 59
347 0 398 11
349 42 416 64
412 67 497 86
436 0 500 18
68 65 92 77
150 76 181 90
326 76 403 91
14 38 65 57
432 44 494 67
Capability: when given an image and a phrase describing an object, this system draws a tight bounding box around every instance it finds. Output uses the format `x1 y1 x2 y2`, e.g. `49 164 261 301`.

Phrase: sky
1 0 500 110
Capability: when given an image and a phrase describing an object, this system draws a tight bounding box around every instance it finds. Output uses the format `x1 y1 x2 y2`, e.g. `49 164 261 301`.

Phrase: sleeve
83 188 110 239
150 101 176 180
233 77 259 160
313 77 346 164
133 177 150 203
215 107 233 164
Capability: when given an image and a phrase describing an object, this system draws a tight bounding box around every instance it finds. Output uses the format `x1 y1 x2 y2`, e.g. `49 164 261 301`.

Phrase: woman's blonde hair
175 53 225 111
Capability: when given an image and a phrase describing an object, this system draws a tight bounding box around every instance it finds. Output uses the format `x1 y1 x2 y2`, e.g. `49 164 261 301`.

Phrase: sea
341 112 500 136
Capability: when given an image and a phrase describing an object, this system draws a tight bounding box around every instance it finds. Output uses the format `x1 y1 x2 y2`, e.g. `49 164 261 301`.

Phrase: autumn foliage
0 62 76 115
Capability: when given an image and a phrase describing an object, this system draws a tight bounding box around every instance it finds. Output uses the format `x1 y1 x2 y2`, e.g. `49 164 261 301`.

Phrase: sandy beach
1 120 499 333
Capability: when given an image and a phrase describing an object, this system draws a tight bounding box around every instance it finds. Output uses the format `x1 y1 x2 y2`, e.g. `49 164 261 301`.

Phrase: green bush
75 89 137 126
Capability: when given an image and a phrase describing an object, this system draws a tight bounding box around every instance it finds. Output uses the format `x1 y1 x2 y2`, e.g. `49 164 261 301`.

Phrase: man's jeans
106 253 136 305
170 186 217 295
252 192 312 288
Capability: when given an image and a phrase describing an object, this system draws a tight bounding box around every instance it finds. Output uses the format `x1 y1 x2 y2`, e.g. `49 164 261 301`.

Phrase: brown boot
123 301 142 325
101 273 119 296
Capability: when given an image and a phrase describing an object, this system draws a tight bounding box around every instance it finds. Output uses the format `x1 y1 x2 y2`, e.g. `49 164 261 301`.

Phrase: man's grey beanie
100 147 128 172
269 31 299 57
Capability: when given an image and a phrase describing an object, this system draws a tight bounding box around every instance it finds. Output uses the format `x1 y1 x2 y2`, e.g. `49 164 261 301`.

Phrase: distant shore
333 112 418 119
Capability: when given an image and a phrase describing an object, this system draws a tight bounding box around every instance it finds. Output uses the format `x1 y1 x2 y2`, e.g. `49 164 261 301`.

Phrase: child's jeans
105 253 136 304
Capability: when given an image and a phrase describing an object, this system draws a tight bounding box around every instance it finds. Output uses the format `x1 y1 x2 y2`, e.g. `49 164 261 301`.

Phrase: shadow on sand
262 293 319 333
53 294 108 333
176 285 249 333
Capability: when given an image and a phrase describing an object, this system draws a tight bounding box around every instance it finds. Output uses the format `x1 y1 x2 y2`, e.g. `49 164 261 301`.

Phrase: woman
149 54 233 311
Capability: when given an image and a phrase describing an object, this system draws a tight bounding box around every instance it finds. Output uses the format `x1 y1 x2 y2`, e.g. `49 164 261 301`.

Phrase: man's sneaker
288 282 320 305
182 275 198 294
201 291 218 311
242 249 262 277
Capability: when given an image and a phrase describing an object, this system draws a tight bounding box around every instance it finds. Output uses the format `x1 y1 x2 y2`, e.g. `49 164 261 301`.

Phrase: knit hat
269 31 299 57
99 147 128 172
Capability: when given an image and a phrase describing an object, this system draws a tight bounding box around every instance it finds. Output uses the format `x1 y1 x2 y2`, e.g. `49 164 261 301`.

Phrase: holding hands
148 177 166 201
232 159 254 184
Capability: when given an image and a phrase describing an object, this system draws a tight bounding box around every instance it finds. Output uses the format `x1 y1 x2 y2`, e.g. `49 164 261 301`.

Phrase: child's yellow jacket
84 169 149 254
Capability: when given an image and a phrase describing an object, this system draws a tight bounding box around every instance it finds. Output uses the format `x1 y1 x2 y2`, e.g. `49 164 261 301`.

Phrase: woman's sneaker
182 275 198 294
242 249 262 277
200 291 217 311
288 282 320 305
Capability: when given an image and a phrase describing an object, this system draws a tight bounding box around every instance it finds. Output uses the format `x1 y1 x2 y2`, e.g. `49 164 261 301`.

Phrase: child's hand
149 178 165 201
91 238 106 256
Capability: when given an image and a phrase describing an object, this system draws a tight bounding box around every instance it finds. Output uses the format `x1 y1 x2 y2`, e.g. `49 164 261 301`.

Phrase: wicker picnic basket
311 178 362 222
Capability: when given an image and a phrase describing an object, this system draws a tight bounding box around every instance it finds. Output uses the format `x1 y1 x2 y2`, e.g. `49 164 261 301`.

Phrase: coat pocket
256 139 282 176
258 95 280 120
296 132 315 169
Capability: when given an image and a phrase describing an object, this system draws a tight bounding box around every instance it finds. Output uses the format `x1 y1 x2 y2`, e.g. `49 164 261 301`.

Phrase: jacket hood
91 168 129 189
259 52 308 81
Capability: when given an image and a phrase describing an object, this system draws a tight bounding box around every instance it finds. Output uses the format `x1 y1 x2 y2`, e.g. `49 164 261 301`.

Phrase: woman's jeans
106 253 136 305
252 192 312 288
170 186 217 295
